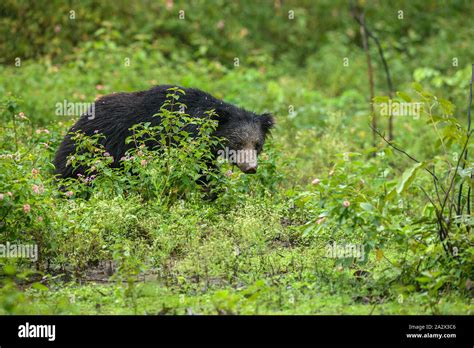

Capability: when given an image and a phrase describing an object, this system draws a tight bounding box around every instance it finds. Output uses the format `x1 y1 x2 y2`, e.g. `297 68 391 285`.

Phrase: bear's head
214 108 275 174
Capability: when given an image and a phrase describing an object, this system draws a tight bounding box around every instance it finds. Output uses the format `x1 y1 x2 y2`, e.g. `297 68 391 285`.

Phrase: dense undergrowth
0 0 473 314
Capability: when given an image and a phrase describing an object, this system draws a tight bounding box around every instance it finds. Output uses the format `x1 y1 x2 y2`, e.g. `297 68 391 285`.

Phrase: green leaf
302 223 314 236
31 282 49 291
396 162 424 195
295 194 312 208
397 91 412 102
412 82 423 92
439 98 455 116
360 202 375 212
415 276 431 284
3 264 16 276
373 96 390 103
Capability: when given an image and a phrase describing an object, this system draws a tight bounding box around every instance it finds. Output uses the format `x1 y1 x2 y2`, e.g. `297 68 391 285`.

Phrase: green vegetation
0 0 473 314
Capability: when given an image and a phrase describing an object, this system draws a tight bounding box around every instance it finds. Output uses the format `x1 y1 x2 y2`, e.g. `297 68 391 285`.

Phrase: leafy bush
1 1 473 314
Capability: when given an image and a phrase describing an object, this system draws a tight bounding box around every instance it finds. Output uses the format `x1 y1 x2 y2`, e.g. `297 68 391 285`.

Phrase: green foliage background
0 0 472 314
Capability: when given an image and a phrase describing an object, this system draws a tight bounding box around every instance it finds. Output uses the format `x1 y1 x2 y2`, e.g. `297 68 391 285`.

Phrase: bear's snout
238 162 258 174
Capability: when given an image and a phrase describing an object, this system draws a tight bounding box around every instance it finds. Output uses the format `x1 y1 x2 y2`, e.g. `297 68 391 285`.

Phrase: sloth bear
53 85 275 180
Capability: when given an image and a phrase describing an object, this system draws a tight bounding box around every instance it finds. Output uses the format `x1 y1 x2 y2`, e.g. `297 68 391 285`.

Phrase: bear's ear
260 113 275 134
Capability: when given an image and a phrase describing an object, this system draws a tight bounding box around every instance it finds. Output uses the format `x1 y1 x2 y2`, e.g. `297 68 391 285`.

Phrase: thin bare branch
352 5 376 149
370 125 437 179
353 12 395 140
457 64 473 218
